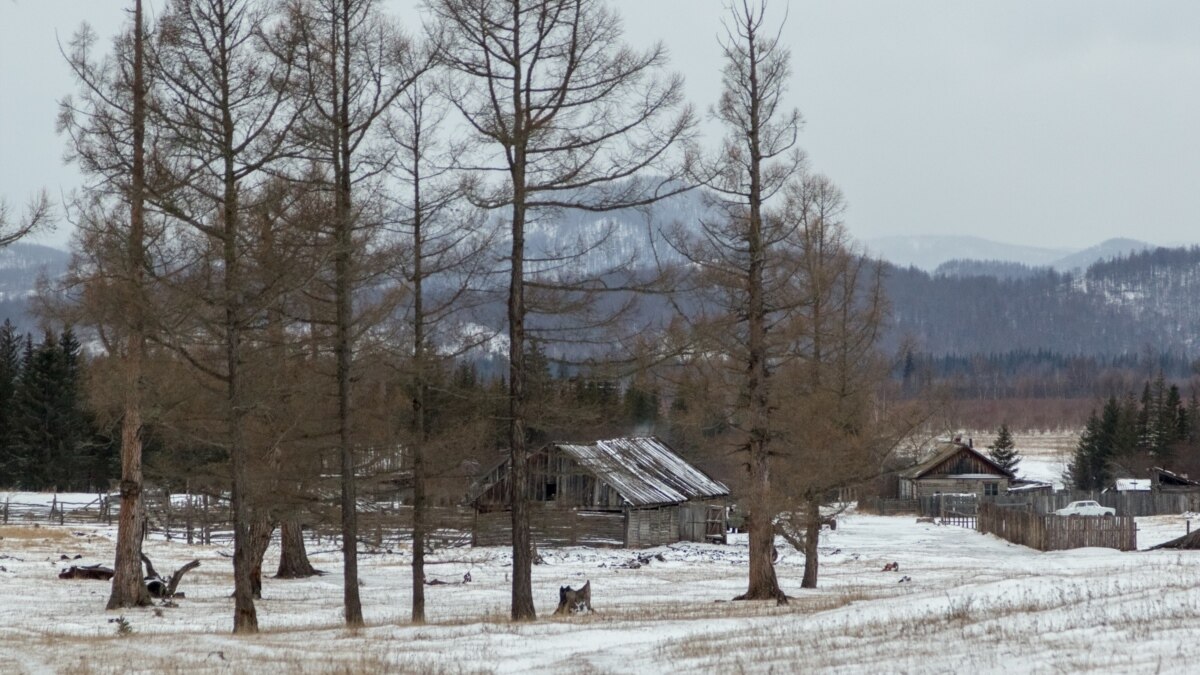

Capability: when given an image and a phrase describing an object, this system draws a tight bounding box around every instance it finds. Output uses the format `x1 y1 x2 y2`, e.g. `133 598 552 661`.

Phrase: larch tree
57 0 154 609
0 194 53 249
148 0 302 634
676 0 803 604
771 173 897 590
429 0 694 621
283 0 429 626
388 79 495 624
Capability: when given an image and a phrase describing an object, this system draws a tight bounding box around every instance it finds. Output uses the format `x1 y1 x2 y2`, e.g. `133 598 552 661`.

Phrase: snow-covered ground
3 509 1200 673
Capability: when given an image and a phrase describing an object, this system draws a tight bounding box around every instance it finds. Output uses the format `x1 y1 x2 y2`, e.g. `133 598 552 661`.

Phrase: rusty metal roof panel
558 437 728 507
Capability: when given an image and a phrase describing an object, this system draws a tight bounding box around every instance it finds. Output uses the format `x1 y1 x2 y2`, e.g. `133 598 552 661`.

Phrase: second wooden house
899 439 1016 499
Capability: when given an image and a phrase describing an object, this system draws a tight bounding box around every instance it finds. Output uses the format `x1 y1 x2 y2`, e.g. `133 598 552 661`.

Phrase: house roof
469 437 729 508
554 437 729 507
1115 478 1151 492
1152 466 1200 487
900 441 1016 480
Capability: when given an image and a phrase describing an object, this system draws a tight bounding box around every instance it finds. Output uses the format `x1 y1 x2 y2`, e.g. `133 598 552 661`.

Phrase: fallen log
58 564 114 581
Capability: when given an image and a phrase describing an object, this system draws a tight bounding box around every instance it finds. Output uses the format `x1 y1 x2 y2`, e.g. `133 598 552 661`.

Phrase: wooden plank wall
472 508 625 548
978 503 1137 551
474 448 627 510
626 506 678 548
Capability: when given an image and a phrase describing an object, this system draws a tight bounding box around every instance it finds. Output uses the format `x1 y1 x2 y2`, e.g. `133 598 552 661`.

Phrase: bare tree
0 193 53 248
57 0 153 610
387 77 496 623
769 174 901 589
430 0 694 620
672 0 802 604
147 0 302 634
282 0 429 626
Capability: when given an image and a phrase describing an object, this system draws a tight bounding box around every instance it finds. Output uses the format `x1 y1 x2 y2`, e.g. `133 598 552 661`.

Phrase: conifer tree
987 423 1020 474
0 321 22 482
1069 409 1104 490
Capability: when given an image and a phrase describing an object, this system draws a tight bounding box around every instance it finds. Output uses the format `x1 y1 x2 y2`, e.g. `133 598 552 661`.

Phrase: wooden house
470 437 730 548
898 440 1015 499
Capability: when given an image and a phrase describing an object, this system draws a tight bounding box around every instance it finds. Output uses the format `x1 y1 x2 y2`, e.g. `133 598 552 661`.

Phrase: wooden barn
470 437 730 548
899 440 1015 499
1150 467 1200 493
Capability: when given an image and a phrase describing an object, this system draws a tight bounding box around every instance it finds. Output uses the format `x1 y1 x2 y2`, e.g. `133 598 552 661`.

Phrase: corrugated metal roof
555 437 729 507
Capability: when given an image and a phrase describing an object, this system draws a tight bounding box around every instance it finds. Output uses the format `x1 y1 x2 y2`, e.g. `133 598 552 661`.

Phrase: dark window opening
984 482 999 497
546 482 557 500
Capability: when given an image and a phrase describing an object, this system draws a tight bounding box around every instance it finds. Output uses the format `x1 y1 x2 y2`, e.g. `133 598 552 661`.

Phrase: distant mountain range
0 243 69 332
864 235 1157 273
3 206 1200 363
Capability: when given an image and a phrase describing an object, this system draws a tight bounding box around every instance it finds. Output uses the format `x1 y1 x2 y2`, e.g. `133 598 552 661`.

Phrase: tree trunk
507 2 535 623
410 140 427 625
276 519 318 578
224 130 256 636
106 0 152 612
731 7 786 607
801 494 820 589
509 173 535 622
248 519 276 599
334 0 364 628
735 456 787 604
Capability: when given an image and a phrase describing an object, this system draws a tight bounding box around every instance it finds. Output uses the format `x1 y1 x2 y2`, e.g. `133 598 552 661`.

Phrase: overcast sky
2 1 1198 250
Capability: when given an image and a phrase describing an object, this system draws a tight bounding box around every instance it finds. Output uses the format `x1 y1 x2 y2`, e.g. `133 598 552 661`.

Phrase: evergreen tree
8 329 100 491
12 332 62 489
1164 383 1185 447
1136 381 1152 450
1069 409 1106 490
1146 372 1171 455
623 382 660 431
1187 390 1200 443
1112 393 1141 461
987 423 1020 474
0 321 22 484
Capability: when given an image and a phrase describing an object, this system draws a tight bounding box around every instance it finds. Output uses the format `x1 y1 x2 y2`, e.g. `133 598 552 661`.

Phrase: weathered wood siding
901 477 1010 499
677 501 726 542
472 508 625 548
625 506 678 548
474 447 628 511
978 503 1137 551
926 449 1001 477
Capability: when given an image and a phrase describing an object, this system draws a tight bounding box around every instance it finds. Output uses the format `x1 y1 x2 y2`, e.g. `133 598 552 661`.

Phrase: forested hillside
885 247 1200 357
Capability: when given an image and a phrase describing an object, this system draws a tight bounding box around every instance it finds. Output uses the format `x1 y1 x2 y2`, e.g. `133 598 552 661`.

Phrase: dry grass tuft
0 524 72 541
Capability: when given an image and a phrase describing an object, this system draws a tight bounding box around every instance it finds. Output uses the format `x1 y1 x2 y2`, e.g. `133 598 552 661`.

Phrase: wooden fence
1 494 113 526
978 503 1137 552
1 491 479 553
1020 491 1200 517
891 490 1200 519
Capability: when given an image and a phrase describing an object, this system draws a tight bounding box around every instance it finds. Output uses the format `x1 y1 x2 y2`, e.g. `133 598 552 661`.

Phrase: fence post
2 497 7 524
186 489 194 546
202 493 211 546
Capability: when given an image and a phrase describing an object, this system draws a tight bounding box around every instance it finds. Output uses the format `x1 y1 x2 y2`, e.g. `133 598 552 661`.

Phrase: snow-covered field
3 507 1200 674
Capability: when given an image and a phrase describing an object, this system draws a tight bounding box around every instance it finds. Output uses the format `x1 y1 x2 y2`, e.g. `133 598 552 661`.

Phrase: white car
1055 500 1116 517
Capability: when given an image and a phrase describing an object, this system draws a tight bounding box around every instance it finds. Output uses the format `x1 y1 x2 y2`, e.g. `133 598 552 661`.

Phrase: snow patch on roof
556 437 729 507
